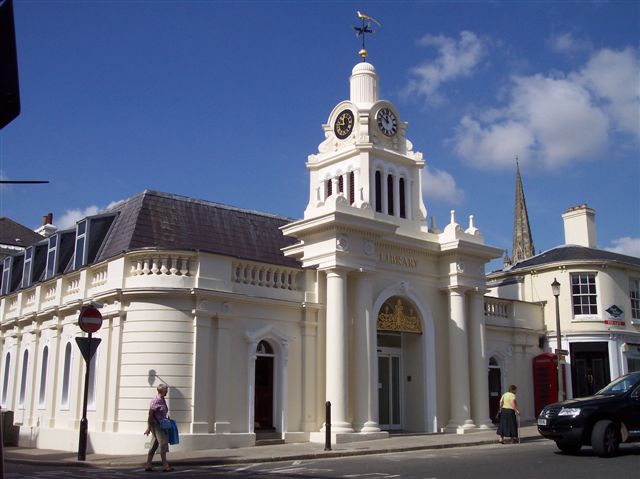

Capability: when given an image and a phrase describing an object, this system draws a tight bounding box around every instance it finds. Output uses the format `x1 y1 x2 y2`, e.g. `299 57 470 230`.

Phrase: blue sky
1 0 638 269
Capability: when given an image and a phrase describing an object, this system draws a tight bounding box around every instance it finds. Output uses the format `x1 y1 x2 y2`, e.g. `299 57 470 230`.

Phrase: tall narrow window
571 273 598 316
22 247 34 289
349 171 355 205
338 175 344 194
61 342 72 408
18 349 29 408
375 171 382 212
74 220 88 270
1 257 11 295
387 174 394 215
45 234 58 280
326 179 333 198
1 352 11 406
399 178 406 218
630 278 640 321
38 346 49 408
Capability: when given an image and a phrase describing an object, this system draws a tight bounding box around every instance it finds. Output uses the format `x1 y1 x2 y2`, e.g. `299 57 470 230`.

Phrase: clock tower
283 25 502 441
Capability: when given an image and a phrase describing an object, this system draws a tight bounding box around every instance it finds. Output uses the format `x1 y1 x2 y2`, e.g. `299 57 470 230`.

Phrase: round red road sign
78 306 103 333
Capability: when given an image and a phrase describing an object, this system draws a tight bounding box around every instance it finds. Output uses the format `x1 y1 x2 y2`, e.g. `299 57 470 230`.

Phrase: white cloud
606 236 640 258
57 206 101 229
405 31 485 103
453 46 638 170
549 32 592 54
576 47 640 138
421 165 465 204
56 199 125 230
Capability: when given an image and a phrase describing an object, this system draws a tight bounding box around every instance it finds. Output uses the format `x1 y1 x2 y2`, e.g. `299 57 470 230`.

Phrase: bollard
324 401 331 451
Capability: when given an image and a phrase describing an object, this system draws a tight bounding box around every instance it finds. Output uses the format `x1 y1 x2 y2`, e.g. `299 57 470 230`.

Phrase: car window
597 374 640 395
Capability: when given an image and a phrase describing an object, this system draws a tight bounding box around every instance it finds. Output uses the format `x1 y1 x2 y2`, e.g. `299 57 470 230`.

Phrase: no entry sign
78 306 103 333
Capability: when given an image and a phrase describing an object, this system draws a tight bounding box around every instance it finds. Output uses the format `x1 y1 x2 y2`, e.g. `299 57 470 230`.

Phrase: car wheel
591 419 619 457
555 441 581 454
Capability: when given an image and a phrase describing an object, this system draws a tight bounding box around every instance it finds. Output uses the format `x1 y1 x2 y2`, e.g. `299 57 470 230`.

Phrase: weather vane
353 11 381 61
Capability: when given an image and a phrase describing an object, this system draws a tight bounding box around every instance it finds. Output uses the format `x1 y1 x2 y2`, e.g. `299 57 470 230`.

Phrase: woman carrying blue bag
144 384 174 472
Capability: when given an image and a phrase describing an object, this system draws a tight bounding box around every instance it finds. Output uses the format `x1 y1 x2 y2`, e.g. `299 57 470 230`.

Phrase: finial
353 11 380 61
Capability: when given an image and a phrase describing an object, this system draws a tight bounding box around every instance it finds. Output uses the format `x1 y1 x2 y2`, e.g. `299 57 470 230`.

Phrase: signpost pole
78 331 92 461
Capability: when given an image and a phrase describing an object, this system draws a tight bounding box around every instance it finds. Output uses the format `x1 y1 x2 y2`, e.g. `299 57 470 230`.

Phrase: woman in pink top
497 384 520 444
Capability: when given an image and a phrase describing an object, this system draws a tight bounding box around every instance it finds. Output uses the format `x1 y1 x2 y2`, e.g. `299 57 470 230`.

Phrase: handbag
159 418 172 430
166 419 179 445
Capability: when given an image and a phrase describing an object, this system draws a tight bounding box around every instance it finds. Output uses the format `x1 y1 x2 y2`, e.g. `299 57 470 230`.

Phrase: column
214 314 232 433
353 272 380 432
469 290 491 428
191 312 212 433
301 305 318 432
325 268 353 432
446 288 475 431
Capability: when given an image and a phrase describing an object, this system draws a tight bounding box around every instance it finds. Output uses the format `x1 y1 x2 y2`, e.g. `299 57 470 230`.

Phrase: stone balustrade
128 254 191 277
232 261 300 291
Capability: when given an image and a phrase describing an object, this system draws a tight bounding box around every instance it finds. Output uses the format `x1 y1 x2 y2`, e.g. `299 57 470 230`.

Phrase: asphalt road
4 440 640 479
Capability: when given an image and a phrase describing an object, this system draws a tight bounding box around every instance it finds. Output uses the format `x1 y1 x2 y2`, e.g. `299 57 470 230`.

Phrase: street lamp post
551 278 564 402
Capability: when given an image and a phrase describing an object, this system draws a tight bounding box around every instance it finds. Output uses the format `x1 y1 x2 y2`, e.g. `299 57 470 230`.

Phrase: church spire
511 157 535 263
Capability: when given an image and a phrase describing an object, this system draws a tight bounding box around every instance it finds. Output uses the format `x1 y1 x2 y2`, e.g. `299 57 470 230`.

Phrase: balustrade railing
232 261 299 291
129 254 192 277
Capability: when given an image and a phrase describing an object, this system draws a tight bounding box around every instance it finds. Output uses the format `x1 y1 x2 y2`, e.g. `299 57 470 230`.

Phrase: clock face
376 107 398 137
334 109 355 139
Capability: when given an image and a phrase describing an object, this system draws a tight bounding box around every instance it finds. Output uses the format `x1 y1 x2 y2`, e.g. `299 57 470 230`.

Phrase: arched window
256 340 274 355
338 175 344 194
18 349 29 408
387 174 394 215
38 346 49 408
349 171 355 205
61 342 72 408
375 171 382 212
1 352 11 406
326 178 333 198
399 178 406 218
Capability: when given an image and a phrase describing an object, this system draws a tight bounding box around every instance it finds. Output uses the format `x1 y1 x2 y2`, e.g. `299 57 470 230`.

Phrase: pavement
2 424 545 469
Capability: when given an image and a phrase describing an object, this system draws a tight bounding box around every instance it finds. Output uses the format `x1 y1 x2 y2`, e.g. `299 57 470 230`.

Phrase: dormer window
21 246 34 289
45 234 58 280
1 257 11 295
74 220 88 269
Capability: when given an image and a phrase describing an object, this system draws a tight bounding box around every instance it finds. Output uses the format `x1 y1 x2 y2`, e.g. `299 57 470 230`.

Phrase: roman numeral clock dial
334 109 355 139
376 107 397 137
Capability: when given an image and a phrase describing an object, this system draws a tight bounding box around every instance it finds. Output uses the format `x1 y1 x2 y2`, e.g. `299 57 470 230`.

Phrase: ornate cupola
303 57 428 234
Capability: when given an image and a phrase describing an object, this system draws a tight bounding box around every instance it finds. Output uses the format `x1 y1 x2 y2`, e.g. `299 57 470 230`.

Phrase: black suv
537 371 640 456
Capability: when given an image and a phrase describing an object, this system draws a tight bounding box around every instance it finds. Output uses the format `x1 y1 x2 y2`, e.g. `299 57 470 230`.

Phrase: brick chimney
35 212 58 238
562 204 597 248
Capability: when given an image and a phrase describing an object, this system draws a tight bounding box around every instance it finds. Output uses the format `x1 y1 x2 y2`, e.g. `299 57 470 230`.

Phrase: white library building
1 53 638 454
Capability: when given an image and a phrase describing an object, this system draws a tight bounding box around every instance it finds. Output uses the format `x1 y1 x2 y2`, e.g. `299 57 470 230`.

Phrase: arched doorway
488 357 502 423
376 296 423 431
254 340 275 431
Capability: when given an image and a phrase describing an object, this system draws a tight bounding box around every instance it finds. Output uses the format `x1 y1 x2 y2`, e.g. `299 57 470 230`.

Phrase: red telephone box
533 353 567 416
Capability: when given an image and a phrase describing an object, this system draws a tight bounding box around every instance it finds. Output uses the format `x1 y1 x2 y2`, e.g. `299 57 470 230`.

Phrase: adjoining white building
0 59 547 454
488 203 640 410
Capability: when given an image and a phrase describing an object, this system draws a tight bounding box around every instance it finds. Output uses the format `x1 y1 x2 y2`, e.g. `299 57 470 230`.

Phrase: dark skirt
496 408 518 438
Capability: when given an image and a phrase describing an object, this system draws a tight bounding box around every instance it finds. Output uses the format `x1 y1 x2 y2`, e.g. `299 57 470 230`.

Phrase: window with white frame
21 246 34 289
74 220 88 270
61 342 72 408
571 272 598 316
38 346 49 408
2 256 12 295
630 278 640 322
1 352 11 406
45 234 58 280
18 349 29 408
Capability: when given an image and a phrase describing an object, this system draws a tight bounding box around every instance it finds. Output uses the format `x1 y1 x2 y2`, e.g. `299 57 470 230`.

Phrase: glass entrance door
378 350 401 430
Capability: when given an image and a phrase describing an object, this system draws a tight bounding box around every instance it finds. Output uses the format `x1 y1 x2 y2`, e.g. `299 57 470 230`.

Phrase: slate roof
97 190 300 268
0 217 44 248
496 245 640 273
